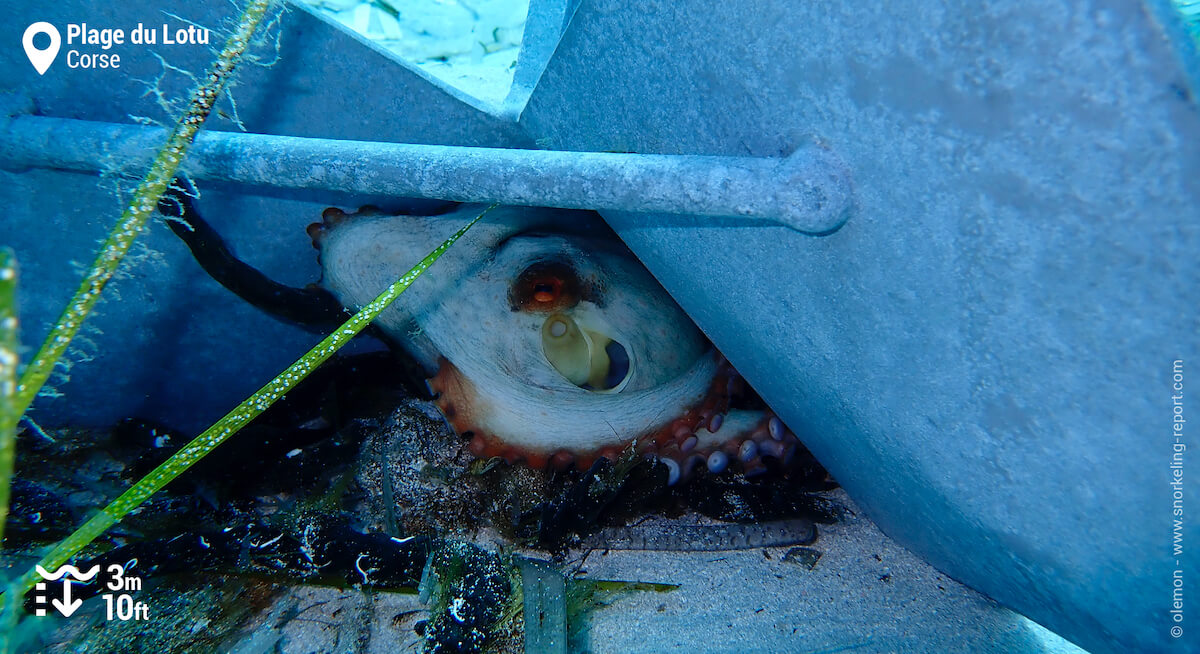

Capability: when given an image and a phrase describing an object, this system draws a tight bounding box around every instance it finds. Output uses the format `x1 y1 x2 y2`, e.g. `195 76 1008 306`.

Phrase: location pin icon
22 22 61 76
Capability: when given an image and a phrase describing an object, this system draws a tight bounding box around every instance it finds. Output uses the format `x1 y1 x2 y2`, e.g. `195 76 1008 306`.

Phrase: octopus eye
532 280 561 303
510 261 581 312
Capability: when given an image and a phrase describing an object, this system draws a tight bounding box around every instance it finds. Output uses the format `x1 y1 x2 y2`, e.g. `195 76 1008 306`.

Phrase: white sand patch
301 0 529 106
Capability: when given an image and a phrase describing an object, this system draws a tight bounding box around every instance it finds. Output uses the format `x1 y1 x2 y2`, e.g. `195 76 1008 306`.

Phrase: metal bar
0 114 852 235
584 517 816 551
518 557 568 654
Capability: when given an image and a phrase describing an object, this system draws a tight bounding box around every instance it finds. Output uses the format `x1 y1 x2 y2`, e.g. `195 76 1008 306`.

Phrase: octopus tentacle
159 176 348 332
429 352 801 482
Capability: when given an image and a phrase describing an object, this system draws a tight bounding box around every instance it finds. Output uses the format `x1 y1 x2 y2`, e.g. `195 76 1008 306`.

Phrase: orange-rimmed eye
511 261 581 312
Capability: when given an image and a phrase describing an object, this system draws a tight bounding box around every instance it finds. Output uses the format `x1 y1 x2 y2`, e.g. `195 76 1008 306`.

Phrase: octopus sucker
157 181 803 483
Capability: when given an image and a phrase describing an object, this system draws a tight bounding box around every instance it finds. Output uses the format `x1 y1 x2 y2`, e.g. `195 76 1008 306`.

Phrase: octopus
160 185 802 483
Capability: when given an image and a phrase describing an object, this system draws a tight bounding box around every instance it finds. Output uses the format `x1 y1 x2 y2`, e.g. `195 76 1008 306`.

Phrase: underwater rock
78 518 429 595
355 398 538 539
4 478 75 545
420 541 515 654
357 400 837 554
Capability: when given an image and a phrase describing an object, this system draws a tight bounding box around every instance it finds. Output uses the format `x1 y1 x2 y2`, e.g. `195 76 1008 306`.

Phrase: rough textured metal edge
502 0 578 119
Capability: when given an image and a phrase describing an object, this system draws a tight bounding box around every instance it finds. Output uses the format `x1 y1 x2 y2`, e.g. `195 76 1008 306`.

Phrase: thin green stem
4 206 492 602
0 251 16 654
13 0 273 415
0 249 17 546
